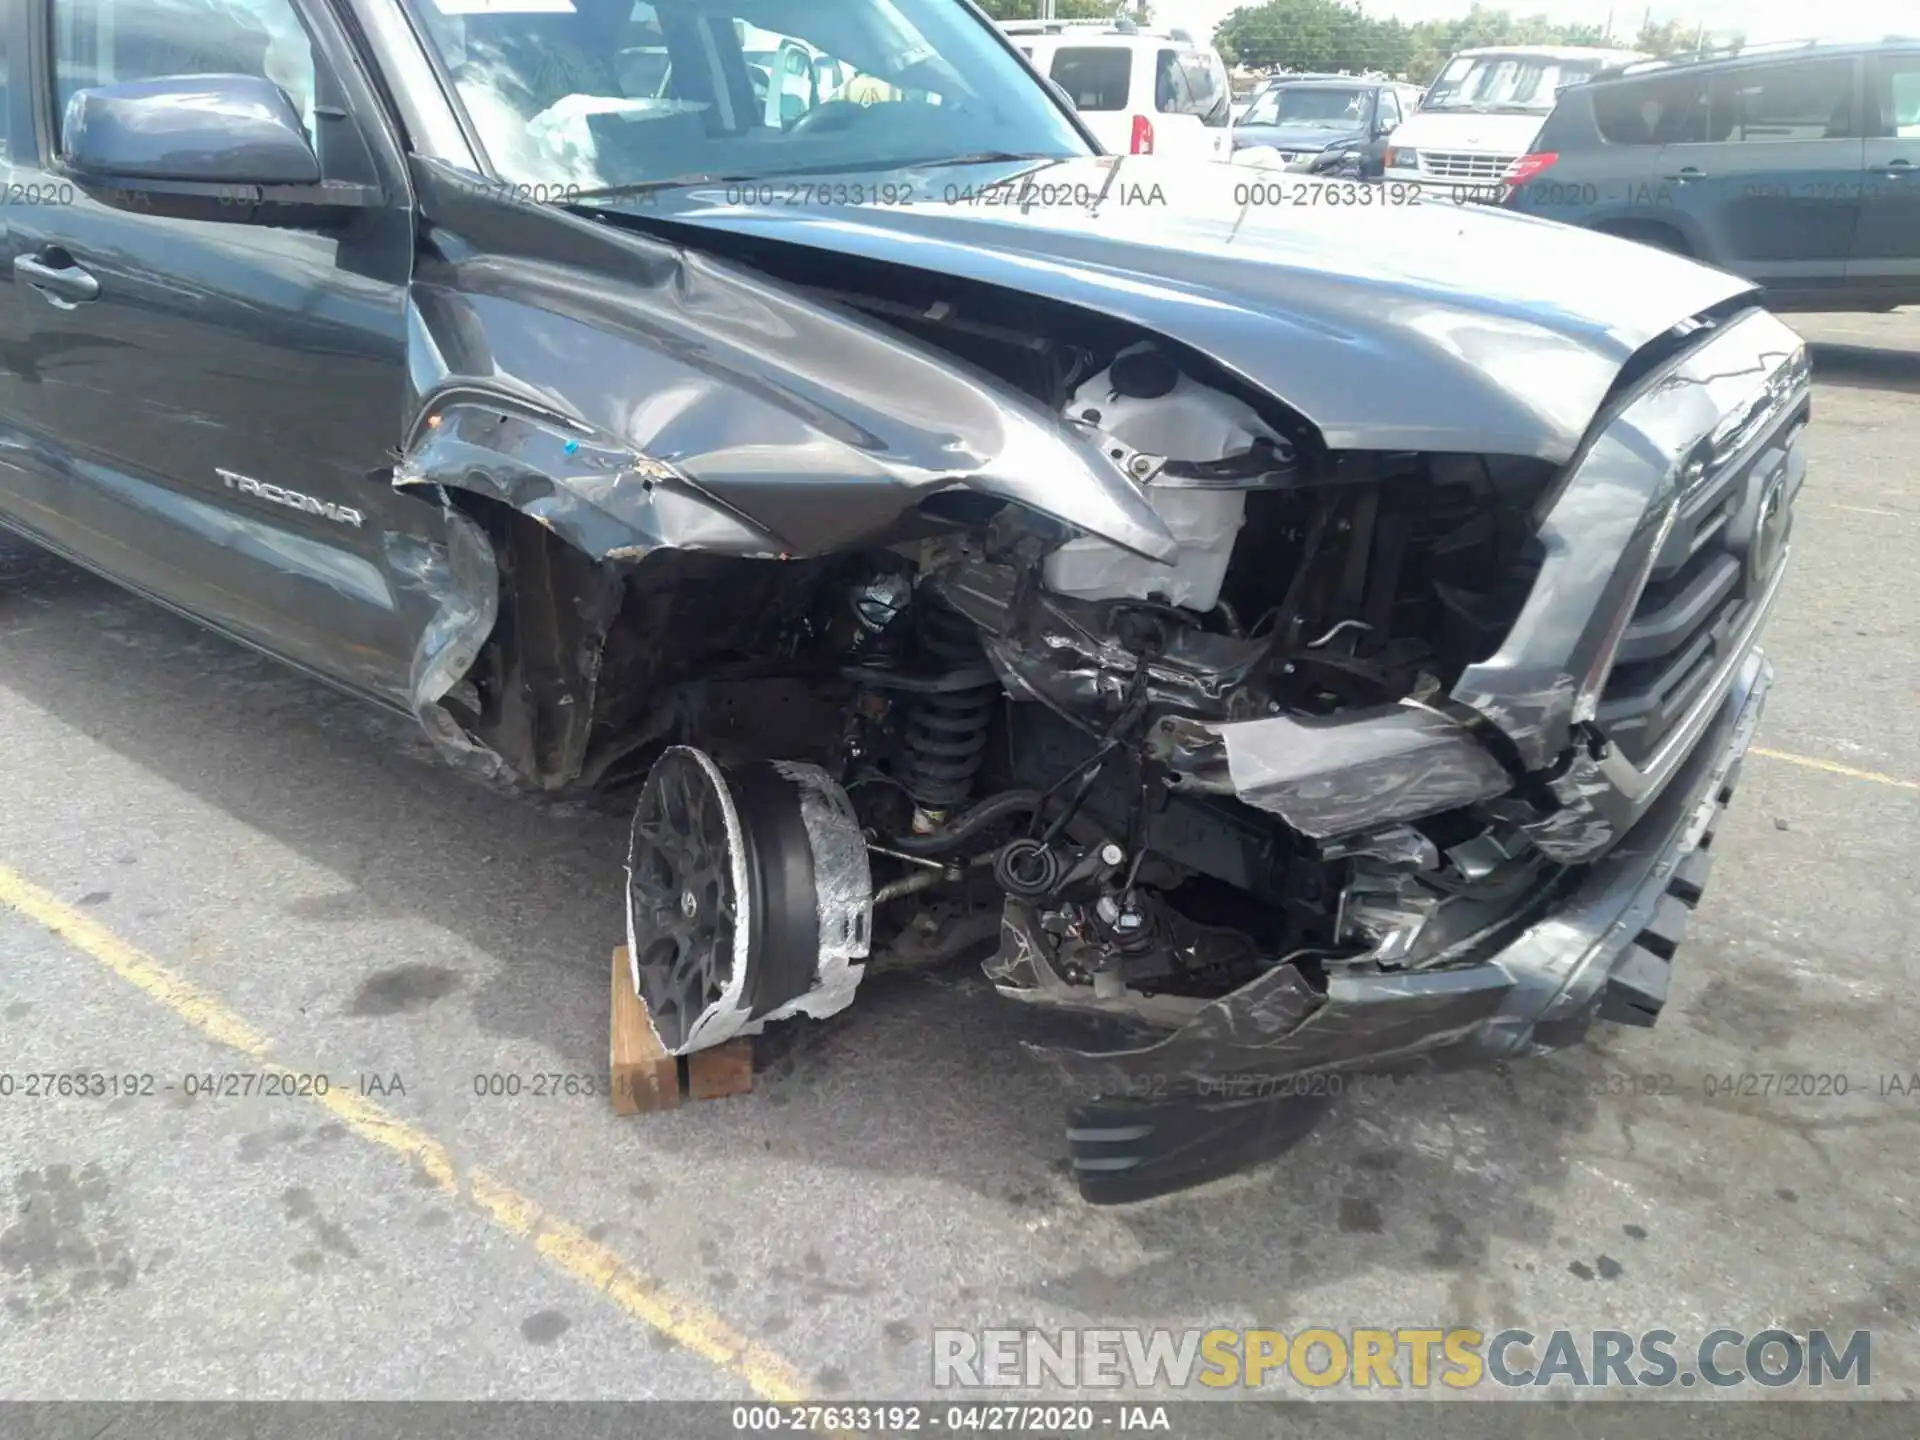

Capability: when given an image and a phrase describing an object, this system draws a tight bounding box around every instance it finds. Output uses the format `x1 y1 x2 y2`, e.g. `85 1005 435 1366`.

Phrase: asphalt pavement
1 309 1916 1412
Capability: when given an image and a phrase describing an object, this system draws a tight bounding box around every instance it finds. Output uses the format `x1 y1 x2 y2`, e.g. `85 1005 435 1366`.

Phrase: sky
1159 0 1916 46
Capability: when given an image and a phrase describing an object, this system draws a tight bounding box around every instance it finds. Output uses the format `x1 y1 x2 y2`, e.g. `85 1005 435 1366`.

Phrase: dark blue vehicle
1232 76 1423 176
1501 37 1920 310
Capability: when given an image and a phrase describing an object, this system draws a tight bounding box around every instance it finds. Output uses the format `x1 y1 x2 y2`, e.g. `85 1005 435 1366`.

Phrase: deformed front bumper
999 308 1802 1200
1029 646 1770 1201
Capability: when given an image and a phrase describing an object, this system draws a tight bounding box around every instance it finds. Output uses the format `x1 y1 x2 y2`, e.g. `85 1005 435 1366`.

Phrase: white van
1002 20 1234 161
1383 44 1648 197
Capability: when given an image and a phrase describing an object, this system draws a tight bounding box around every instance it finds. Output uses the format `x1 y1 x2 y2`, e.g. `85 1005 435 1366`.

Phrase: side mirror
60 74 379 218
65 74 320 185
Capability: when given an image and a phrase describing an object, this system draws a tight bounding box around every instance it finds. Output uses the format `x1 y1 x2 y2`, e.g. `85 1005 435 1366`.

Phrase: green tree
1216 0 1363 71
1634 17 1702 55
1217 0 1629 82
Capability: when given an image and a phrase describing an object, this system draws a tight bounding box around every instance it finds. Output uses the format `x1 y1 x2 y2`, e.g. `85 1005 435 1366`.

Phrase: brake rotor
625 748 872 1054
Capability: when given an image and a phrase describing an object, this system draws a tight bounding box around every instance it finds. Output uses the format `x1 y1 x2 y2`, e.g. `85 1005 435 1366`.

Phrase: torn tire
625 747 871 1054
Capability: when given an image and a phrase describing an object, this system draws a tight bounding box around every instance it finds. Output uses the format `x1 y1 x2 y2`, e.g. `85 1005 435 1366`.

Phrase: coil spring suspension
900 599 997 810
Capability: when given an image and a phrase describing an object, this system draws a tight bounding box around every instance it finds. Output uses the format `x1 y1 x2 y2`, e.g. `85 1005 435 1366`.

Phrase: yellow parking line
0 862 811 1403
1751 746 1919 793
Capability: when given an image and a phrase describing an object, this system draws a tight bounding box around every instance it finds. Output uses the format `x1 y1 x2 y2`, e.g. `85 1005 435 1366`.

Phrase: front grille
1597 417 1805 765
1420 151 1519 180
1452 306 1808 864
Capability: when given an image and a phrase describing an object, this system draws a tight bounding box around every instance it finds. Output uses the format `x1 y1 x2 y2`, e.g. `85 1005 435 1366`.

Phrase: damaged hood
611 154 1757 463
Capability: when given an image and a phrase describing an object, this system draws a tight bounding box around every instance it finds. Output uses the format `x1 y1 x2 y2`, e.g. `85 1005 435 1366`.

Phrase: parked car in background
1500 38 1920 311
1232 70 1398 124
1233 75 1424 176
1002 18 1234 159
1385 44 1649 197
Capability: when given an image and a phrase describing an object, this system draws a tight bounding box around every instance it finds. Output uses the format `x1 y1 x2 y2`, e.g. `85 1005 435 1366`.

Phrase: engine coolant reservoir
1044 345 1284 613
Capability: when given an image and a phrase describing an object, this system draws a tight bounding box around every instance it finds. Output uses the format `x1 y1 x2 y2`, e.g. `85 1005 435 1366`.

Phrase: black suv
0 0 1804 1199
1502 39 1920 310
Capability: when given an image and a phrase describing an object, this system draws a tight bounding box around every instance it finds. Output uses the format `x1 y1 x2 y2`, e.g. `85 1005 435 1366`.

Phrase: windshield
410 0 1092 193
1423 53 1603 112
1244 85 1369 127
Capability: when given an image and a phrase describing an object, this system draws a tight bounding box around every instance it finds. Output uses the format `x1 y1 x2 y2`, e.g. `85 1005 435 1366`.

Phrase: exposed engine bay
397 206 1804 1195
580 335 1561 1056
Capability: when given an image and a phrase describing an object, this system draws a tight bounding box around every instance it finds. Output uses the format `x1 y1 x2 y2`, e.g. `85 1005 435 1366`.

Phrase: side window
1707 60 1856 143
1377 89 1400 130
1154 49 1190 115
1594 75 1709 145
53 0 318 138
1179 51 1226 125
1867 55 1920 138
1176 54 1202 116
0 32 9 160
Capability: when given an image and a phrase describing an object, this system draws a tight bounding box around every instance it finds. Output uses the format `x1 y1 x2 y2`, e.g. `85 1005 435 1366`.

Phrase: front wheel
625 748 871 1053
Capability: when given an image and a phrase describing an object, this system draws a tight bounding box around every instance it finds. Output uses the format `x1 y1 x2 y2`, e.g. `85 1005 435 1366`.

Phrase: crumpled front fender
400 165 1179 565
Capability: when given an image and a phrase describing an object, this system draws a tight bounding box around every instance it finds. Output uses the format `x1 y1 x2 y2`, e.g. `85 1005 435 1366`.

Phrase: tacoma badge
216 468 364 528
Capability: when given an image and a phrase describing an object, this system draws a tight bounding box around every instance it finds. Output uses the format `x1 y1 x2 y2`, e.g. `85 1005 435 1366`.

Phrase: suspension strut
898 597 998 813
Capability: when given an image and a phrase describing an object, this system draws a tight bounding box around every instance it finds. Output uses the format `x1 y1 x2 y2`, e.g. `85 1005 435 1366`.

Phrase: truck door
1848 47 1920 300
0 0 430 702
1655 56 1866 297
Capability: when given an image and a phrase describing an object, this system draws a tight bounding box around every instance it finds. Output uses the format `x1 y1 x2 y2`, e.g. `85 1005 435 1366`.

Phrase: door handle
1662 167 1707 183
1884 158 1915 176
14 252 101 308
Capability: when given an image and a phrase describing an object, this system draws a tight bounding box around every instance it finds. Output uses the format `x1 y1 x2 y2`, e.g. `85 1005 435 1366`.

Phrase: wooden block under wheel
610 945 755 1111
686 1040 755 1100
611 945 680 1115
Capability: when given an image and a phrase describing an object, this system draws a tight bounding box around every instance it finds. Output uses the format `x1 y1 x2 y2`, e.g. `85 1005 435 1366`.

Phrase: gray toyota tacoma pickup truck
0 0 1806 1199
